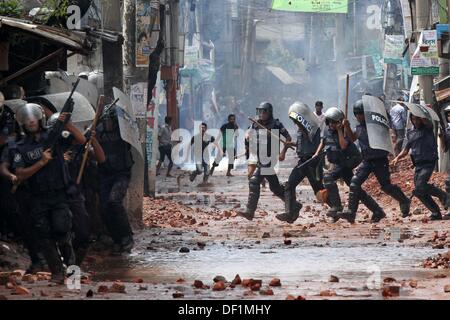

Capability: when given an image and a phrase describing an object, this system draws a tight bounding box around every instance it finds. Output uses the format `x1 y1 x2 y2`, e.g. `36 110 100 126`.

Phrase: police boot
239 177 261 221
58 235 75 266
41 241 65 284
383 185 411 217
429 185 450 210
324 183 342 222
400 198 412 218
120 236 134 253
370 210 386 223
358 191 385 223
189 171 198 182
341 184 360 223
276 202 302 224
417 195 442 221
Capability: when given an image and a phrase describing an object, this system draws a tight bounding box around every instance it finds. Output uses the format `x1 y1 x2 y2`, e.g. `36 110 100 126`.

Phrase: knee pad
349 180 362 194
323 177 336 189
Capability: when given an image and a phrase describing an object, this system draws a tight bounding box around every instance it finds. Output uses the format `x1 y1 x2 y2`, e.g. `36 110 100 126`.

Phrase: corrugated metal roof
266 65 302 85
0 16 90 53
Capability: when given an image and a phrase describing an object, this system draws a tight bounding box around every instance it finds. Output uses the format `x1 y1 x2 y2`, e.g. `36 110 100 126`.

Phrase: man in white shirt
156 116 173 177
314 101 326 135
389 97 408 155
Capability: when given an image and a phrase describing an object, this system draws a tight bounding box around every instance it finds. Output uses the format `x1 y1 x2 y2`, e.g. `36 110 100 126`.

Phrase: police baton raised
247 117 294 149
76 95 105 185
345 74 350 119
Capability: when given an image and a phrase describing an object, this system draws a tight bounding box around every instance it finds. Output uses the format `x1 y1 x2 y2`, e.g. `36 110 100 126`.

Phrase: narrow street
1 153 449 300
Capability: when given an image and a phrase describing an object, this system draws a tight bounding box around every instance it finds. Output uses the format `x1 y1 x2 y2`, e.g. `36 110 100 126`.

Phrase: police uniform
243 118 291 218
322 128 381 220
347 123 410 219
1 138 48 271
281 129 323 222
405 124 449 219
13 129 75 277
62 136 91 265
96 114 134 251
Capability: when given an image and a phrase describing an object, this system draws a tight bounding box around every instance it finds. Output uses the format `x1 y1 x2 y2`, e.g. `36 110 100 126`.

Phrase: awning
266 65 302 85
0 16 90 53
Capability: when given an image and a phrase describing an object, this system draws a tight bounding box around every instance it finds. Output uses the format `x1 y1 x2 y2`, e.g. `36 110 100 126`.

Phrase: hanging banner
411 30 439 76
136 0 160 67
271 0 348 13
383 35 404 64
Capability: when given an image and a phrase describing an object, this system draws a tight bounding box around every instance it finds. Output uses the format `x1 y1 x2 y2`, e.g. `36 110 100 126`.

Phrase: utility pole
161 0 180 130
415 0 434 104
101 0 123 99
122 0 144 226
335 13 346 108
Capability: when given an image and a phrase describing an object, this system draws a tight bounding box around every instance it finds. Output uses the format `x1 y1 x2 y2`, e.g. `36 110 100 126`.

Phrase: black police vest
324 128 361 168
253 118 286 162
97 127 134 174
407 127 438 165
356 124 389 160
16 132 67 194
297 129 320 158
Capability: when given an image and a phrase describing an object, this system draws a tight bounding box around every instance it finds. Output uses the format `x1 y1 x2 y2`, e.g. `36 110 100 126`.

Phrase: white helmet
16 103 45 129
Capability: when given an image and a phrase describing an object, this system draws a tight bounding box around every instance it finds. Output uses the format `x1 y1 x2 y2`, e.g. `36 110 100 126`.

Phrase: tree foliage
0 0 22 17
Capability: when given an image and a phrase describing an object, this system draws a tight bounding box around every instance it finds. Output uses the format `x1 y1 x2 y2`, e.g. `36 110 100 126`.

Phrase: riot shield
113 87 143 159
288 101 320 141
362 95 394 154
27 92 95 130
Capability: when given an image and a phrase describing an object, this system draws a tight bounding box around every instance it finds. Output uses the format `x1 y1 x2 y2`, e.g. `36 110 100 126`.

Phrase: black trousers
284 156 324 216
349 157 408 213
323 163 381 213
413 163 447 214
68 192 90 265
246 166 284 214
30 191 74 275
99 172 133 245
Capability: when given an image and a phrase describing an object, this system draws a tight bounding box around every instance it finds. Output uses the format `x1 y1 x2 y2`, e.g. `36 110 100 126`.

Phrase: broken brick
269 278 281 287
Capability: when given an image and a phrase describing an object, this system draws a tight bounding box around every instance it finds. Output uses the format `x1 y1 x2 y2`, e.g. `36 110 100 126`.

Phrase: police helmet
288 102 309 126
256 102 273 119
353 100 364 116
46 112 60 129
324 107 345 123
16 103 45 129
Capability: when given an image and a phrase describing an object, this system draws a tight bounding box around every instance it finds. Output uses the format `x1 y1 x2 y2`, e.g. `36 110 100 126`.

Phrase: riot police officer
340 100 410 223
276 102 324 224
47 112 105 265
239 102 292 221
96 103 134 254
0 102 48 274
393 114 450 220
313 107 383 222
13 104 81 283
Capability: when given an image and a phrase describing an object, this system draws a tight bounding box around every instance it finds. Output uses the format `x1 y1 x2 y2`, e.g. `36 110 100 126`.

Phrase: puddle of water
94 244 444 285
